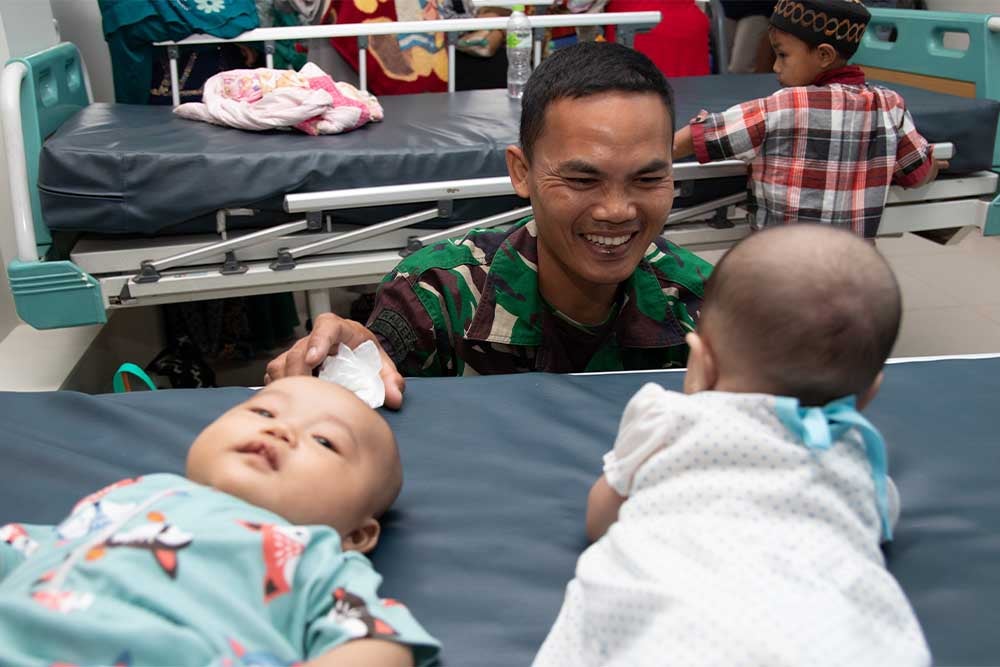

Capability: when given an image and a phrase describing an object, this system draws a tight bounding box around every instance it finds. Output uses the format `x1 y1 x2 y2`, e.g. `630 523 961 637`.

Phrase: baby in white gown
535 224 930 667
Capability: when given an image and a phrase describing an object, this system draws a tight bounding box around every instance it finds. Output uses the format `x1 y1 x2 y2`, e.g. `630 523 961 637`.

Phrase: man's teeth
583 234 632 247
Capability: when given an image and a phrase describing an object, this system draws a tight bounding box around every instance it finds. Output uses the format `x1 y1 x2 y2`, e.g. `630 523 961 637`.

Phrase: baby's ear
856 371 884 411
683 332 717 395
341 518 381 554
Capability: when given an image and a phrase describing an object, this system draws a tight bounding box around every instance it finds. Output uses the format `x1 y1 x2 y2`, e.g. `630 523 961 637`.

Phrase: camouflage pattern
366 218 712 377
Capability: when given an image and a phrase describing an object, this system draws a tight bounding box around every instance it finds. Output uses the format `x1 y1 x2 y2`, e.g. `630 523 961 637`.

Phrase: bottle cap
513 4 525 10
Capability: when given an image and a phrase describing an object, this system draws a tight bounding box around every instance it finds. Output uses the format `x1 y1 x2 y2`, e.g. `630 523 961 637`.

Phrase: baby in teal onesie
0 377 439 667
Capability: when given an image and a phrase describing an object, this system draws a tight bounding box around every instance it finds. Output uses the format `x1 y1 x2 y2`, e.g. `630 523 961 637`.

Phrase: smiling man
266 42 712 406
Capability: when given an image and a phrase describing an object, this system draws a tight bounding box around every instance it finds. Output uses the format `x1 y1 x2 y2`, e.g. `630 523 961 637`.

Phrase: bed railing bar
137 218 312 277
673 160 750 181
285 176 515 212
288 208 439 259
113 250 403 305
470 0 553 6
447 34 457 94
669 142 953 183
285 142 954 215
358 36 368 93
265 41 275 69
407 205 533 250
155 12 661 46
533 29 542 68
1 62 38 262
708 0 728 75
79 52 94 104
666 193 747 226
167 46 180 107
988 17 1000 33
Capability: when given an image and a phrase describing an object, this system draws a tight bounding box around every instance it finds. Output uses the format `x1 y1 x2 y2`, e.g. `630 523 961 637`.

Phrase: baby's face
186 377 398 537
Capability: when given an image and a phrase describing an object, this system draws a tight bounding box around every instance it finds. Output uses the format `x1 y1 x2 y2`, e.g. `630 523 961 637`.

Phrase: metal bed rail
100 143 970 293
154 12 662 103
99 170 997 310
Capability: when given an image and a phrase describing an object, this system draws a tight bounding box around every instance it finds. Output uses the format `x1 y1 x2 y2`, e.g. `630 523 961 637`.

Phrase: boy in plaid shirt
674 0 948 237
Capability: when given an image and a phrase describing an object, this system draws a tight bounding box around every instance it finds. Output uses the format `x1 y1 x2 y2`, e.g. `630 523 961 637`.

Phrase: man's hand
264 313 406 409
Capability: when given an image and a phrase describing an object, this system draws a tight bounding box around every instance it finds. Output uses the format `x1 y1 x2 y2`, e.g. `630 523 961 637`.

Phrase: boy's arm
304 639 413 667
910 155 949 189
586 474 627 542
675 99 769 165
673 124 695 160
892 106 946 188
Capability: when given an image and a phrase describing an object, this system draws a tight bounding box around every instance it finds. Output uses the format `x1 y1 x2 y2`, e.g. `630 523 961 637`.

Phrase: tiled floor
696 230 1000 358
879 231 1000 357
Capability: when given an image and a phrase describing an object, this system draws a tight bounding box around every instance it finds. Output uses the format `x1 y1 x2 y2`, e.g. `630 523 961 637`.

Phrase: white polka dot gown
534 384 930 667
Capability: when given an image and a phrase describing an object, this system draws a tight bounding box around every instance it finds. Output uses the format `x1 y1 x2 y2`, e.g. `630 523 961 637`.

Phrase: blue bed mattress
1 356 998 665
37 77 1000 236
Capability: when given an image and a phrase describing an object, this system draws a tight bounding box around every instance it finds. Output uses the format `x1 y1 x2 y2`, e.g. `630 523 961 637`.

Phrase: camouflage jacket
366 219 712 377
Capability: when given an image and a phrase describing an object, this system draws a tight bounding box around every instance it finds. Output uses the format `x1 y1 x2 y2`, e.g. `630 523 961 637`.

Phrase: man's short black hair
519 41 675 160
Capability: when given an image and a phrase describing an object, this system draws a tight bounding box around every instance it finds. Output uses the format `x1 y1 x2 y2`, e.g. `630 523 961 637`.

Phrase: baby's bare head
699 225 901 406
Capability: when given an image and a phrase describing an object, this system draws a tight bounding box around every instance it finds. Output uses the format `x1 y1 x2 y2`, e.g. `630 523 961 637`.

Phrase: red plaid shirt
691 66 933 237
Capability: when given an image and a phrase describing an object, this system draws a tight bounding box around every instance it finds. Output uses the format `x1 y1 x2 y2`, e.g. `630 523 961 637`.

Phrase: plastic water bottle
506 4 532 99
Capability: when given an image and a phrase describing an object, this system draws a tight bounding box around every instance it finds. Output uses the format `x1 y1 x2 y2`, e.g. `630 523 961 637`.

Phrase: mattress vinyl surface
38 78 1000 235
1 357 998 665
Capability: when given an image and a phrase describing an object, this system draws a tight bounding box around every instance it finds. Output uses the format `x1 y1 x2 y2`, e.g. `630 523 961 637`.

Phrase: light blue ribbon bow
774 395 893 541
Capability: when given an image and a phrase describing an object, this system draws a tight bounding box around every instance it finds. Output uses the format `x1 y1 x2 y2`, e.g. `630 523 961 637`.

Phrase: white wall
50 0 113 103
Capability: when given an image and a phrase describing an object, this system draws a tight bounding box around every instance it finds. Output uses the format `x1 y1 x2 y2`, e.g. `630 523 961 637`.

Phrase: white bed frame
3 10 998 325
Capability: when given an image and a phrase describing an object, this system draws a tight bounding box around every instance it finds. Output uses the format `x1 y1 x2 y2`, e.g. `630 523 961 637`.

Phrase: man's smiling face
512 91 675 292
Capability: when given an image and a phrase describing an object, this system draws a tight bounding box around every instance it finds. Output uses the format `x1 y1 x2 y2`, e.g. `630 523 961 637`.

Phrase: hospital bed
1 354 998 665
3 8 1000 330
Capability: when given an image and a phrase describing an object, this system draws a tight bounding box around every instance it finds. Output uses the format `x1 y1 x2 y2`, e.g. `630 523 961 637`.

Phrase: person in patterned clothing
674 0 946 238
0 377 439 667
266 42 712 406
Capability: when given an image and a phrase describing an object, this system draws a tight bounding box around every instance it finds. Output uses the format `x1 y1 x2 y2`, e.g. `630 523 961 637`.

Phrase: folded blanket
174 62 384 135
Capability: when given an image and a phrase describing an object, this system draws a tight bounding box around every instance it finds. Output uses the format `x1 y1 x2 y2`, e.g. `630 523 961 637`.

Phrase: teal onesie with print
0 474 439 666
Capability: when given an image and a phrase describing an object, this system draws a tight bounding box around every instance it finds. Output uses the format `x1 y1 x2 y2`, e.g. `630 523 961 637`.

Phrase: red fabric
690 120 711 164
605 0 710 77
327 0 447 96
813 65 867 87
893 142 933 187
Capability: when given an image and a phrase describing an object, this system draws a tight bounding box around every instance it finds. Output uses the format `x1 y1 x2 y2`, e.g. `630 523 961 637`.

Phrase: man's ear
857 371 883 411
817 44 839 68
341 518 381 554
505 145 532 199
683 331 718 394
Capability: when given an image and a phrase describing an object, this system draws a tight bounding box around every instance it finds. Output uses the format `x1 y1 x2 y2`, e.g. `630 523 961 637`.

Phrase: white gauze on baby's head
317 341 386 409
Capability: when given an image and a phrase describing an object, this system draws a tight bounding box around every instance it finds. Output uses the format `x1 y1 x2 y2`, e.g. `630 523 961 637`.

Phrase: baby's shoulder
625 387 781 433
